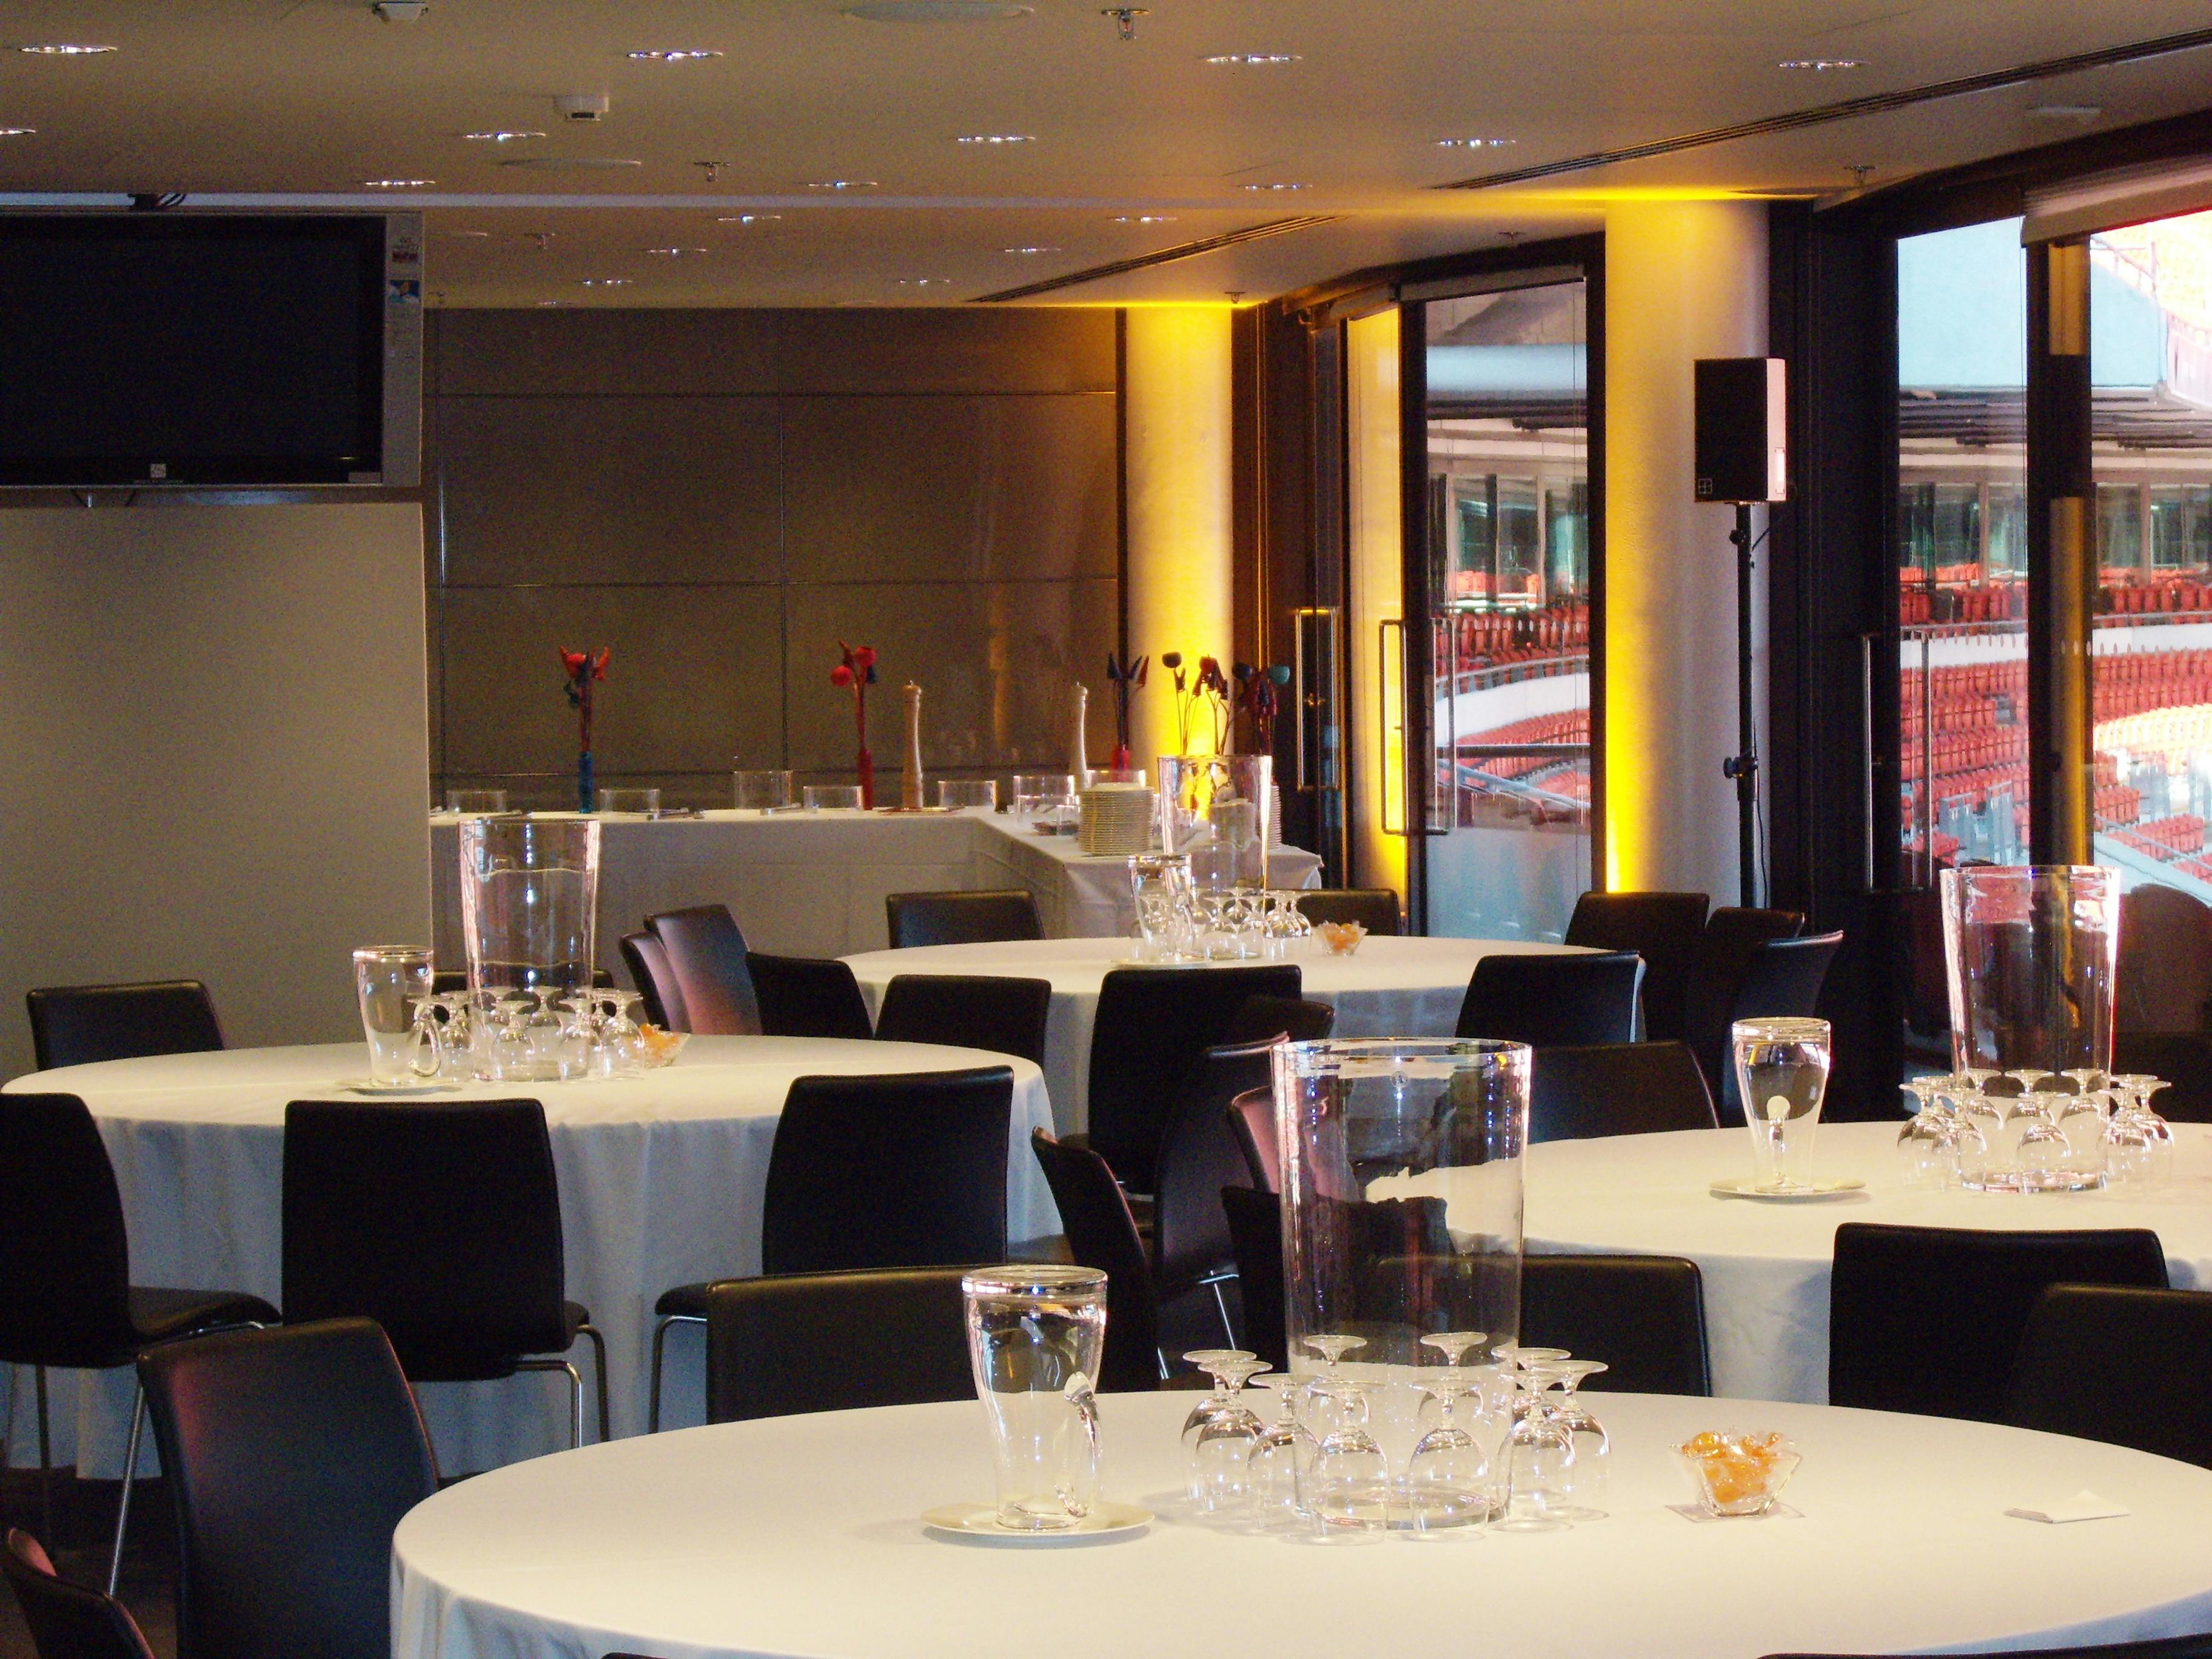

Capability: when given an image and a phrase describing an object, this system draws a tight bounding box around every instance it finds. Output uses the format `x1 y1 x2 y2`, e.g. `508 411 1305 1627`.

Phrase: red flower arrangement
831 641 880 807
1233 662 1293 752
560 646 610 812
1104 650 1147 769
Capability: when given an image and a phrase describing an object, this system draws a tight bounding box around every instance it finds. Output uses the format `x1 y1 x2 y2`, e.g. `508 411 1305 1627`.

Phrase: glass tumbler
353 947 435 1084
803 784 866 812
962 1265 1108 1531
938 778 999 811
1732 1017 1832 1191
734 769 794 812
596 787 662 816
443 788 509 814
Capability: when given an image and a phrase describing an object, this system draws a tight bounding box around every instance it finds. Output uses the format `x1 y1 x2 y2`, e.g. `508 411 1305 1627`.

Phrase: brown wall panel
434 309 783 396
776 309 1114 396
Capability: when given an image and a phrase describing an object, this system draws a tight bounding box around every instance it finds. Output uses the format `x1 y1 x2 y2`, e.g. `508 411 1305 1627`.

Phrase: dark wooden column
2025 239 2094 865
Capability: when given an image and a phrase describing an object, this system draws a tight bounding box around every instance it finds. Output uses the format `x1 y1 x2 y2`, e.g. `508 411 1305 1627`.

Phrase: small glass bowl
1315 920 1367 957
1675 1431 1801 1517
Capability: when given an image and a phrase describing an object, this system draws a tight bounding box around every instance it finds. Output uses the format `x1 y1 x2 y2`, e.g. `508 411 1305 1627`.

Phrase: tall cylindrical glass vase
1940 864 2118 1079
1157 754 1273 888
457 815 602 997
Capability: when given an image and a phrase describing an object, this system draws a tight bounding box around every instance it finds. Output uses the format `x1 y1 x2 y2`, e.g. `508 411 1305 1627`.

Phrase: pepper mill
1068 682 1089 783
900 682 926 811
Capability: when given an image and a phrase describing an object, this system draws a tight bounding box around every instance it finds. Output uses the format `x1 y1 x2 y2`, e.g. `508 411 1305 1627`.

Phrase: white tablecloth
843 936 1584 1133
1 1038 1057 1474
1526 1119 2212 1404
394 1388 2212 1659
429 809 1324 969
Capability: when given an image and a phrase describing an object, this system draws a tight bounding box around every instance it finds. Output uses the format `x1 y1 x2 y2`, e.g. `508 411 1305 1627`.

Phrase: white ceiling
1 0 2209 305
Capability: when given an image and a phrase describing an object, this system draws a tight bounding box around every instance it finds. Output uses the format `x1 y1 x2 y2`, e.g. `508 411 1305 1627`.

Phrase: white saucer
333 1077 461 1097
922 1501 1151 1541
1710 1177 1865 1201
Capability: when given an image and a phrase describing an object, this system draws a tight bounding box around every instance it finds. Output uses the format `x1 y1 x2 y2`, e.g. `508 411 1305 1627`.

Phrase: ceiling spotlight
2030 103 2103 120
896 277 952 286
1777 58 1865 70
448 229 492 238
1002 245 1061 254
0 127 35 137
581 278 632 287
645 246 708 256
18 42 115 55
806 179 878 190
1241 181 1306 191
716 213 783 224
371 1 429 19
627 48 722 61
364 178 437 188
464 130 545 142
1101 7 1148 41
1435 137 1515 149
1112 213 1175 223
956 134 1034 145
1202 53 1299 65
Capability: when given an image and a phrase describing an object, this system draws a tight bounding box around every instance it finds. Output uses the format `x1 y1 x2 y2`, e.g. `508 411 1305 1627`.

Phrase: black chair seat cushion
129 1287 279 1349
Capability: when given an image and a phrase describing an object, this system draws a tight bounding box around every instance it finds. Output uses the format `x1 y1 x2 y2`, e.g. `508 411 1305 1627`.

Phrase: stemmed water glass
403 995 444 1081
602 989 648 1074
1181 1349 1257 1503
1245 1375 1312 1532
430 991 475 1082
1308 1372 1387 1531
1408 1338 1493 1535
1193 1359 1271 1514
2106 1076 2177 1186
1896 1075 1960 1188
1547 1360 1611 1520
1493 1359 1577 1532
489 993 533 1081
1299 1333 1369 1437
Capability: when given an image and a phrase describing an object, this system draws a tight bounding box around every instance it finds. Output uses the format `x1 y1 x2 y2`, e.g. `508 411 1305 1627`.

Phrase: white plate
332 1077 461 1097
1709 1177 1866 1201
922 1501 1152 1542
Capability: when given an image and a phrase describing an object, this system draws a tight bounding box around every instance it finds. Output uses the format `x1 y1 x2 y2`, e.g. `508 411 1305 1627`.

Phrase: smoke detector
555 92 611 123
372 2 429 20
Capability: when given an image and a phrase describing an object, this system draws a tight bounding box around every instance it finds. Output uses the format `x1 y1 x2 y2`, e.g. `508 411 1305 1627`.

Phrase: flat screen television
0 212 421 488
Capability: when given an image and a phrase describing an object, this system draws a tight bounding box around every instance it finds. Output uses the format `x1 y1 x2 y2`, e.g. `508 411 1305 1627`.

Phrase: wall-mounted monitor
0 212 421 488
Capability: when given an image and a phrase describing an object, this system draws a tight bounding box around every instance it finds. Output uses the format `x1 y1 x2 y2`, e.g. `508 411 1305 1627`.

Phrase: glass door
1409 278 1593 940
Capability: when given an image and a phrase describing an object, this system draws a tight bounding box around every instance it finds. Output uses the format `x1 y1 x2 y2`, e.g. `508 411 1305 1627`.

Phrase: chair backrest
1562 891 1710 1041
25 980 223 1071
1682 907 1806 1098
874 974 1052 1067
1226 1086 1278 1191
2113 1030 2212 1123
1455 951 1644 1047
1219 994 1336 1046
746 953 875 1040
1522 1253 1711 1395
1529 1042 1718 1142
646 905 760 1035
1293 889 1403 936
760 1068 1013 1275
139 1319 437 1659
2119 881 2212 1034
281 1098 572 1380
1711 930 1845 1121
1028 1130 1158 1391
1153 1038 1276 1296
3 1529 157 1659
1086 964 1301 1192
706 1267 974 1423
1219 1184 1286 1370
2010 1284 2212 1467
885 889 1044 950
0 1093 136 1369
1829 1222 2169 1421
620 930 688 1031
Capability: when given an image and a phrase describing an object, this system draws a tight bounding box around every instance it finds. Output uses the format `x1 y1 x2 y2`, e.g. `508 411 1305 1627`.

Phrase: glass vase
1940 865 2118 1080
1157 754 1273 889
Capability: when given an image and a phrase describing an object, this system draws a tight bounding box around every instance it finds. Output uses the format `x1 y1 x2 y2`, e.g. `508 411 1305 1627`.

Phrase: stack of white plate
1079 784 1154 856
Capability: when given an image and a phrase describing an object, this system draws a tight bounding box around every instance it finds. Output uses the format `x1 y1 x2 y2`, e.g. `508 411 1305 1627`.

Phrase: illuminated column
1604 201 1769 900
1124 306 1234 770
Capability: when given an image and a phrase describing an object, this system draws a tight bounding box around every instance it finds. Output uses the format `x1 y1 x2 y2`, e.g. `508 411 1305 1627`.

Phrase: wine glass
1548 1359 1611 1521
430 991 475 1082
2054 1087 2110 1174
1407 1364 1492 1535
1300 1333 1369 1438
1492 1361 1576 1532
1309 1373 1387 1532
489 994 533 1081
1245 1375 1313 1532
1181 1349 1255 1503
1490 1344 1567 1422
1194 1358 1270 1514
403 996 444 1081
1953 1088 2005 1182
603 990 648 1074
2016 1119 2074 1190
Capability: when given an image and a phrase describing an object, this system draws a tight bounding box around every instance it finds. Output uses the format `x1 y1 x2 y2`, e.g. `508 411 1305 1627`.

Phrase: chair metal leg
1204 1275 1238 1347
33 1364 52 1549
648 1314 705 1435
578 1324 610 1444
107 1384 145 1598
517 1359 585 1450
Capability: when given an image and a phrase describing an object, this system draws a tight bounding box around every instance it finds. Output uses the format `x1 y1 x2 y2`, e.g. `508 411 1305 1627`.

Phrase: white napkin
2005 1489 2132 1524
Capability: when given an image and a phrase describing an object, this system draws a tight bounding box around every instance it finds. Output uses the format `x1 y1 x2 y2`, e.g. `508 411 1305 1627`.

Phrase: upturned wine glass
403 996 444 1081
1407 1366 1492 1535
1181 1349 1255 1502
1309 1373 1387 1532
1548 1358 1612 1521
1493 1361 1576 1532
1245 1375 1313 1532
1300 1333 1370 1438
1194 1358 1270 1514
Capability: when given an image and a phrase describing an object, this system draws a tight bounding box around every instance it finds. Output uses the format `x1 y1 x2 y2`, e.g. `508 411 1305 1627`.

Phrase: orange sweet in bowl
1316 920 1368 956
1675 1430 1801 1517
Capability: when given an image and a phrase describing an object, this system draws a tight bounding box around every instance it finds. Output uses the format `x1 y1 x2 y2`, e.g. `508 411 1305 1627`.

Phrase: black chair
1682 907 1807 1107
874 973 1052 1066
281 1098 609 1449
1829 1222 2169 1422
3 1529 158 1659
1086 964 1300 1192
646 904 761 1034
138 1318 437 1659
2113 1030 2212 1124
746 953 875 1040
1529 1041 1718 1142
1293 889 1403 936
2010 1285 2212 1467
620 930 687 1030
25 980 224 1071
1154 1038 1279 1341
649 1067 1014 1429
0 1092 276 1592
1029 1130 1160 1390
1523 1253 1711 1395
1709 931 1846 1122
1219 993 1336 1046
1766 1643 2212 1659
885 889 1044 949
1563 890 1709 1041
1455 951 1644 1047
1219 1185 1287 1370
706 1267 974 1423
1226 1085 1278 1191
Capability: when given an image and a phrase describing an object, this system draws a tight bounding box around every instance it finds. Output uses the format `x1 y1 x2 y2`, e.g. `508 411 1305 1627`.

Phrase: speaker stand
1723 502 1761 908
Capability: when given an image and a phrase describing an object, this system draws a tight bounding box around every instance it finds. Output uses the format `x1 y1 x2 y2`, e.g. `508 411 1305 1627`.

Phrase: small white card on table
2005 1489 2131 1524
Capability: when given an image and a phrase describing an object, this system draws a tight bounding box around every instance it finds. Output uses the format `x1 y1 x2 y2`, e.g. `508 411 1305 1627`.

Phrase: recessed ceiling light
716 213 783 224
645 246 707 256
448 229 492 238
846 2 1033 19
1777 58 1865 70
0 127 35 137
499 156 645 170
627 49 723 61
896 277 951 286
1241 181 1306 191
1112 214 1175 224
1002 245 1061 255
18 43 115 55
463 130 546 142
364 178 436 189
806 179 877 190
956 133 1034 145
1435 137 1515 149
535 300 569 307
1202 53 1299 65
2030 103 2103 120
581 278 632 287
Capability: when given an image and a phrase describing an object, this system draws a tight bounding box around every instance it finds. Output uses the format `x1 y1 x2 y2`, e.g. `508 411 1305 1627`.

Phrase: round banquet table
1526 1119 2212 1404
0 1038 1058 1474
393 1387 2212 1659
842 934 1583 1133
